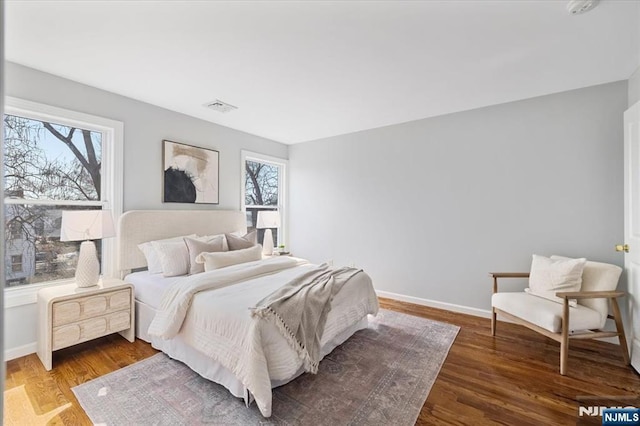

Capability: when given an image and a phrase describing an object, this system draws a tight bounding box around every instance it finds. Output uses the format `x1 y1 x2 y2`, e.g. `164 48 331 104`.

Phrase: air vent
205 99 238 113
566 0 599 15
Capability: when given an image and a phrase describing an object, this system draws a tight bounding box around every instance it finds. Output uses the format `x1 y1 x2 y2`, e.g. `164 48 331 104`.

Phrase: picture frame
163 140 219 204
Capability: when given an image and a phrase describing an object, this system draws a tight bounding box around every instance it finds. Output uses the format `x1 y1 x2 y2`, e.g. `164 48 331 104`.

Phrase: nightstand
37 278 135 371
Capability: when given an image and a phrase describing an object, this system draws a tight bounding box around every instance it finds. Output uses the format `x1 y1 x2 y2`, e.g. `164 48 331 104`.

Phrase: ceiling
5 1 640 145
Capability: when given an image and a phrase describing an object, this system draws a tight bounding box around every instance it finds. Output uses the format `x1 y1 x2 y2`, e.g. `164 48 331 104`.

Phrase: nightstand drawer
109 310 131 331
109 290 131 310
52 310 131 350
52 289 131 327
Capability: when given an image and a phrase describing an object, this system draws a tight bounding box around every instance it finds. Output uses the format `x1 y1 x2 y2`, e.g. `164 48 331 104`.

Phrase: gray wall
290 81 628 311
4 62 288 355
630 66 640 107
5 62 288 211
631 5 640 108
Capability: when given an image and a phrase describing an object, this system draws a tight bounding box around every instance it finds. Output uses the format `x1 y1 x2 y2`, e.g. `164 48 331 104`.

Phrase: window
3 98 122 294
11 255 23 273
9 220 21 240
241 151 287 249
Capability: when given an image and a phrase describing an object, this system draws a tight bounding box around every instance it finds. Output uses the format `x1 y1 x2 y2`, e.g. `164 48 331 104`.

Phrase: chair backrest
579 261 622 319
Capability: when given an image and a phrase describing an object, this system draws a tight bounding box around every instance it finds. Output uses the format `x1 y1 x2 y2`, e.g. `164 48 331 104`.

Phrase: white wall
290 81 628 312
3 62 288 356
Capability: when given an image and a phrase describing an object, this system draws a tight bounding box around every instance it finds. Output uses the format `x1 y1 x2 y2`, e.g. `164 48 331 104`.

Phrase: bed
117 210 379 417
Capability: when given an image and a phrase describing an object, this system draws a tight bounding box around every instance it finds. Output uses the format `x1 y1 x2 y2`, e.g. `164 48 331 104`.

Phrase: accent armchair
490 260 630 375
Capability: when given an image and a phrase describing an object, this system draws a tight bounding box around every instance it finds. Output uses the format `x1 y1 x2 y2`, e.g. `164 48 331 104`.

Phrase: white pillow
185 235 226 275
527 254 586 306
137 234 196 274
195 244 262 271
152 240 191 277
138 243 163 274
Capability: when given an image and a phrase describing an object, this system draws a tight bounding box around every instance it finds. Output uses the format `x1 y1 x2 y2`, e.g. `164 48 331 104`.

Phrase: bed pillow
185 235 226 275
526 254 586 306
195 244 262 271
137 234 196 274
198 233 230 251
152 240 192 277
225 231 257 251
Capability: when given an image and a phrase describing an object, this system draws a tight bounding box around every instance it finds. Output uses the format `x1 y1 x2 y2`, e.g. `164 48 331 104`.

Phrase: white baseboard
376 290 622 345
5 342 37 361
4 292 621 362
376 290 492 318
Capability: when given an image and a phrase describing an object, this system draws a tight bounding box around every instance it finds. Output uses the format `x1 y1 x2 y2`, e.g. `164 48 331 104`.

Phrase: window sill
4 279 75 308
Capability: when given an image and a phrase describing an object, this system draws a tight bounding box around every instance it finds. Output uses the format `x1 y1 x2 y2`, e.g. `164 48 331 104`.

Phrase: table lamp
256 211 280 256
60 210 115 287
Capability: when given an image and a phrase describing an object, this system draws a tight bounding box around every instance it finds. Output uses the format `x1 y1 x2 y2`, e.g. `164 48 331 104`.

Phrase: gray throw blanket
251 264 362 374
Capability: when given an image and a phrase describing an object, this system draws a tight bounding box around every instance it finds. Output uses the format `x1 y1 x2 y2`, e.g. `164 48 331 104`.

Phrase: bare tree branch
82 129 100 193
42 123 98 189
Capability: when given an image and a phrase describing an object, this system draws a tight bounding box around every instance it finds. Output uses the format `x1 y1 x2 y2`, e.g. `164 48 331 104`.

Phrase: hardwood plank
5 335 158 425
4 298 640 425
378 297 640 425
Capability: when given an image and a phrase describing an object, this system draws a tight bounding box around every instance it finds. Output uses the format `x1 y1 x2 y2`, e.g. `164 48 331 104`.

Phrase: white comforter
147 257 379 417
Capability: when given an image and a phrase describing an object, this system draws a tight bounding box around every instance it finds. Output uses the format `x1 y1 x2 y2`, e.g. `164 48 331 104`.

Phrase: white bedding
127 257 379 418
125 270 180 308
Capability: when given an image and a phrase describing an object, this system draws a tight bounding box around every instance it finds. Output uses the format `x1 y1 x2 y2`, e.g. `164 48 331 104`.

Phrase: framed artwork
163 140 219 204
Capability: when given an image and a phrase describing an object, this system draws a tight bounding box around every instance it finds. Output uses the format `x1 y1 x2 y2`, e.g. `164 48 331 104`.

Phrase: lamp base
75 241 100 287
262 229 274 256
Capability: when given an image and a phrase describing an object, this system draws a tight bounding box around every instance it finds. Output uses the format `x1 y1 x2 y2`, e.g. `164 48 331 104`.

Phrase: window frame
240 150 288 248
3 97 123 307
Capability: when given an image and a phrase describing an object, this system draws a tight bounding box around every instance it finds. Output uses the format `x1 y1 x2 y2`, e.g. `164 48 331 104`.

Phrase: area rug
73 309 459 425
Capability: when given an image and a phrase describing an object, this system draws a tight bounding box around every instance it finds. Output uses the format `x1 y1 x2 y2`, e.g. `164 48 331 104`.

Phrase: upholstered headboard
117 210 246 275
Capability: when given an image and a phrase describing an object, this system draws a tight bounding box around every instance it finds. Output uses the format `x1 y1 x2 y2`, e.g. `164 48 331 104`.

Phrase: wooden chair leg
560 340 568 375
611 298 631 365
491 276 498 337
491 308 496 336
560 300 569 375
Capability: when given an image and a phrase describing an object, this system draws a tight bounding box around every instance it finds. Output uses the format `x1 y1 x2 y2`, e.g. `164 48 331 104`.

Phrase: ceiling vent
205 99 238 113
566 0 599 15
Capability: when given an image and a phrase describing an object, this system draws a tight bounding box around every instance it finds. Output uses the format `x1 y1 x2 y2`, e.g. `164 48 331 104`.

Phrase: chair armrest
489 272 530 279
489 272 529 293
555 290 626 300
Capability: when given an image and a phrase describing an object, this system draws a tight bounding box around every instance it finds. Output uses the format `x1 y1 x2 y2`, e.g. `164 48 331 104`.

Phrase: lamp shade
60 210 115 242
256 211 281 229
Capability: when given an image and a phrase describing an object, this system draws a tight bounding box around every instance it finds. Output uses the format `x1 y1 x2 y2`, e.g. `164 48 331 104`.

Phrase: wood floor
5 298 640 425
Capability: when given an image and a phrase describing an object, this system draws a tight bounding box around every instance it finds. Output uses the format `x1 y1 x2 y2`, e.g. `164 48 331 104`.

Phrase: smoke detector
205 99 238 113
566 0 599 15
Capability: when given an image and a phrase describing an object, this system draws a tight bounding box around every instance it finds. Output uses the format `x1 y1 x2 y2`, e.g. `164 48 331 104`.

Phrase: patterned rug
73 309 459 425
